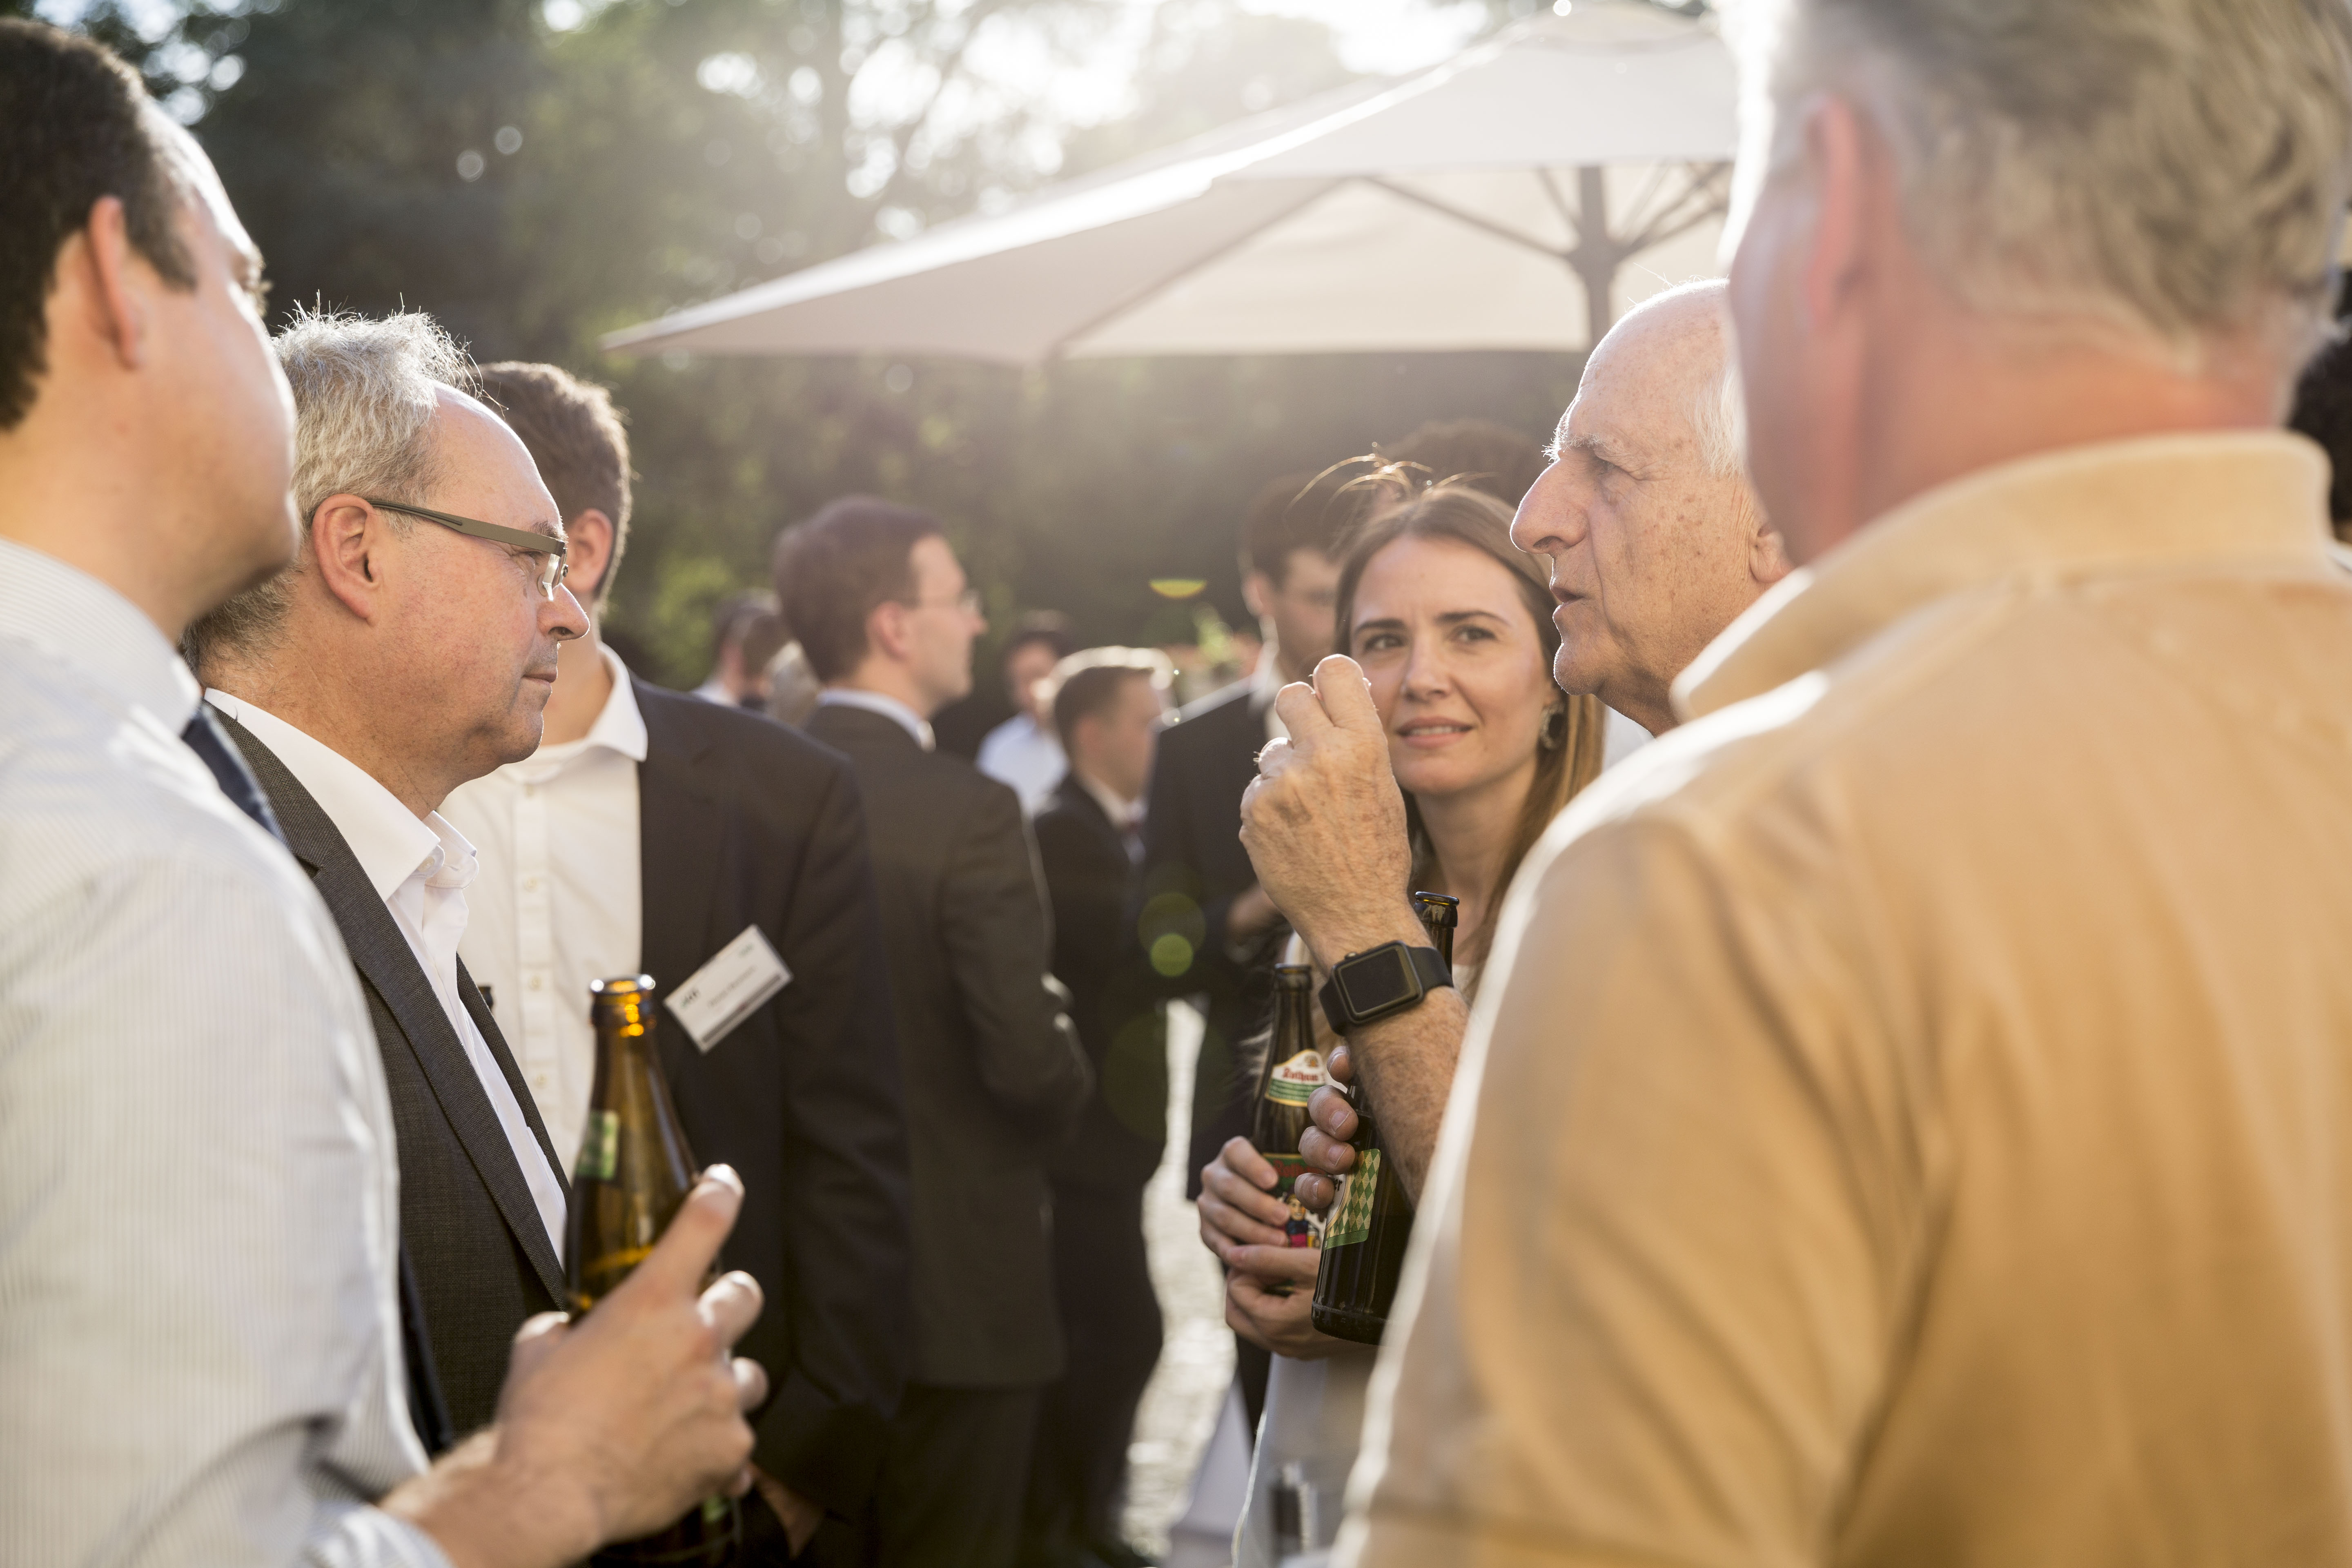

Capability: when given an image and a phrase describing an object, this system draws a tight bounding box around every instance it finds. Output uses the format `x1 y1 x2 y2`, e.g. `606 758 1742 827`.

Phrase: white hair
1729 0 2352 360
1561 280 1747 479
187 308 474 665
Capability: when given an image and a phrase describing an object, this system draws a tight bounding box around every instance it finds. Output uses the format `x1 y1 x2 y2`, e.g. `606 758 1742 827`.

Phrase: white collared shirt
977 711 1066 815
205 689 569 1259
818 685 936 750
0 538 444 1567
441 646 647 1171
1073 768 1147 864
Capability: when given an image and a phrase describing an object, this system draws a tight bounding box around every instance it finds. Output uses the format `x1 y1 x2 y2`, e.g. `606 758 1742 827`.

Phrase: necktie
181 704 286 845
178 703 458 1456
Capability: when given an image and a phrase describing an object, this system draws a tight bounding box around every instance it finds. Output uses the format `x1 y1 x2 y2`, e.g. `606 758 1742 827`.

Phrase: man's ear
566 508 616 606
1751 518 1794 586
56 196 154 374
1797 94 1872 337
1240 570 1272 621
865 597 913 665
308 495 392 621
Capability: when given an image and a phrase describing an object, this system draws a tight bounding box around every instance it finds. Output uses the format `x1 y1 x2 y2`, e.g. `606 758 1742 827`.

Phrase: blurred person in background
442 362 914 1566
1134 463 1346 1457
2288 325 2352 541
779 497 1093 1568
977 609 1079 814
1200 479 1607 1565
1021 646 1178 1568
694 586 782 706
187 309 584 1443
1318 1 2352 1562
0 29 764 1556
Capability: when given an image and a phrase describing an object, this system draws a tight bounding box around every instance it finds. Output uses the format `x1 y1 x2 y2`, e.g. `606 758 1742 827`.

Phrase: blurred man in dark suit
441 362 913 1566
1023 647 1176 1568
777 497 1093 1568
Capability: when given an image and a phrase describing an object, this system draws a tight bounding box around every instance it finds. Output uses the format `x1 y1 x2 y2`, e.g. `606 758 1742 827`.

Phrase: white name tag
666 925 791 1054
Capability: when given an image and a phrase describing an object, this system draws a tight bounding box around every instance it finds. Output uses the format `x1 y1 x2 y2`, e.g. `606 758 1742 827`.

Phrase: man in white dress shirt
185 307 598 1439
975 612 1076 815
0 19 763 1567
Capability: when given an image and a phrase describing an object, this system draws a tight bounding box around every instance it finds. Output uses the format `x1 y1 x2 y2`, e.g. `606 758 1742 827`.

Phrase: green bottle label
576 1109 618 1182
1325 1146 1379 1247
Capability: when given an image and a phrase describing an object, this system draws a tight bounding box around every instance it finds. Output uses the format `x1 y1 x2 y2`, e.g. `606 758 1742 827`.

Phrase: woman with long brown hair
1196 472 1607 1561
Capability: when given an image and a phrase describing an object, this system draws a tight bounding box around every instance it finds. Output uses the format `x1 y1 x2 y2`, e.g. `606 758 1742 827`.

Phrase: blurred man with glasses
186 307 590 1446
778 498 1093 1568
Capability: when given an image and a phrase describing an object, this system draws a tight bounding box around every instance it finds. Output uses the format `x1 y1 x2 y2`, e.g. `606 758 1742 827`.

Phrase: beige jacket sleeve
1344 810 1934 1568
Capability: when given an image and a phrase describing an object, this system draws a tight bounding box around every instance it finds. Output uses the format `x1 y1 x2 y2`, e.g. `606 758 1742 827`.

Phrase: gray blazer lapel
219 710 570 1301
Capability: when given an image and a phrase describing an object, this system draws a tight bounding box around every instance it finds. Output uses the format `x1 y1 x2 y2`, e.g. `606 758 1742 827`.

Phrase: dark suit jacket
632 681 912 1514
1134 680 1286 1191
1033 776 1167 1192
221 712 567 1436
801 701 1092 1388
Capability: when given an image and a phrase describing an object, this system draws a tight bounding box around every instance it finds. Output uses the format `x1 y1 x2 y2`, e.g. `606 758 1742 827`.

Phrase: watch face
1336 946 1419 1016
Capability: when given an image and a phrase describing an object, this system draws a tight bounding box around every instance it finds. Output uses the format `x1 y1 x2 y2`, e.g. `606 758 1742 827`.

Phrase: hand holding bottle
384 1167 765 1568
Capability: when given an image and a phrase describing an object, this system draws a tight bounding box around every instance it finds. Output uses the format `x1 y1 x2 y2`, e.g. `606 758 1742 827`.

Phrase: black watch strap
1318 941 1452 1036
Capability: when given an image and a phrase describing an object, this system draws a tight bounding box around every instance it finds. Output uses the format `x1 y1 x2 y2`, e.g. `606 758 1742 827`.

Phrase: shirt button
523 876 540 892
528 975 544 991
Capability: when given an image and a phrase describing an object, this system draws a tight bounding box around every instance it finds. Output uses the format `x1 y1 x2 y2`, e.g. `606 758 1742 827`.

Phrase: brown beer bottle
1252 960 1323 1250
567 975 740 1568
1309 893 1456 1345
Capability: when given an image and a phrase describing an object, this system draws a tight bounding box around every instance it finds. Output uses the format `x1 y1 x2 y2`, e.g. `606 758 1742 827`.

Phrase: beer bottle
567 975 740 1568
1309 893 1457 1345
1252 959 1323 1250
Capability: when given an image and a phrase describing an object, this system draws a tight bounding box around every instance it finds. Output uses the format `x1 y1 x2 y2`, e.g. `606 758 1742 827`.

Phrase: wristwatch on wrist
1318 940 1453 1036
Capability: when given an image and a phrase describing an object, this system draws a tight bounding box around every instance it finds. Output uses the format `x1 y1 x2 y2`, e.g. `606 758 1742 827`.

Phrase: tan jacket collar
1673 430 2334 722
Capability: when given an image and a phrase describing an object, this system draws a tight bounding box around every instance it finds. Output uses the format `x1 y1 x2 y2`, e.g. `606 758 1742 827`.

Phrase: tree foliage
22 0 1594 701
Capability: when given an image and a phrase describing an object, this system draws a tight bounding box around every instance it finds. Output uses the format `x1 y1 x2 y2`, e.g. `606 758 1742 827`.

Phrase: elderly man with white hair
1208 279 1782 1232
1242 0 2352 1564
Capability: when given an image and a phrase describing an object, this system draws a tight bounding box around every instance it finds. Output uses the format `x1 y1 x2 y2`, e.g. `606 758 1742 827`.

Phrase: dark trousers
1022 1180 1164 1561
876 1382 1042 1568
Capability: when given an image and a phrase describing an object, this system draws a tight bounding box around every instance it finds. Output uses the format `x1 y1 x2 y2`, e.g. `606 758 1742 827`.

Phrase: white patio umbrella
603 0 1736 363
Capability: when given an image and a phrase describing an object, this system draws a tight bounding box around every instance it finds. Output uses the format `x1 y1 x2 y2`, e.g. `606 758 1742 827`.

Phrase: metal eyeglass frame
361 496 570 598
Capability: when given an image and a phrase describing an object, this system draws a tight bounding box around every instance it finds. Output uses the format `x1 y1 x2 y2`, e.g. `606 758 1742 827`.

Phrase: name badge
666 925 791 1054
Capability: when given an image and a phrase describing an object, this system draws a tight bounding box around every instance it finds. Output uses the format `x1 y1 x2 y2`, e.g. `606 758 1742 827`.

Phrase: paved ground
1122 1003 1236 1557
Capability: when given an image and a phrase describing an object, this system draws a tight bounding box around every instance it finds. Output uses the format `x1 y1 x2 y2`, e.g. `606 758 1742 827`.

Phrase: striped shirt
0 537 446 1568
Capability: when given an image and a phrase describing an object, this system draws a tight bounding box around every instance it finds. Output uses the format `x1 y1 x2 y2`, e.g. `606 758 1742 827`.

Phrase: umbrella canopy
604 0 1736 363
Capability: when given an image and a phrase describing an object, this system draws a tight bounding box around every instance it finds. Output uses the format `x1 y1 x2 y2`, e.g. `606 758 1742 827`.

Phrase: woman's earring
1540 704 1566 751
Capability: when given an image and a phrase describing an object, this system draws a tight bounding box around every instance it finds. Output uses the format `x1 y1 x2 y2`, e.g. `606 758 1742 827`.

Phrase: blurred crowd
11 5 2352 1568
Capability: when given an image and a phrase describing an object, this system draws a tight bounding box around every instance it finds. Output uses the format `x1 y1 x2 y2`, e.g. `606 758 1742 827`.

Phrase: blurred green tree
16 0 1591 704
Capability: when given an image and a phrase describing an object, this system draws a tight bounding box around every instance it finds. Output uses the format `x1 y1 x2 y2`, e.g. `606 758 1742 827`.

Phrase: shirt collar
1074 768 1142 830
0 537 200 729
525 642 648 771
1673 430 2334 722
203 688 460 902
819 686 936 751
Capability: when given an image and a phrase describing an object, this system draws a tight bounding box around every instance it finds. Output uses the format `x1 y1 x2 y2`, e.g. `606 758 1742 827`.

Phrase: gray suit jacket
220 710 569 1435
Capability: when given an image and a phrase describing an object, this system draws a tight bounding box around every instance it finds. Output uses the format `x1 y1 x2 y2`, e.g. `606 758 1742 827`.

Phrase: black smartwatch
1318 941 1453 1036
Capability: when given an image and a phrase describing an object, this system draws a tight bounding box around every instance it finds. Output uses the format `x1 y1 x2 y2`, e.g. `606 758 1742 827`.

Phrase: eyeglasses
902 587 983 617
362 496 570 599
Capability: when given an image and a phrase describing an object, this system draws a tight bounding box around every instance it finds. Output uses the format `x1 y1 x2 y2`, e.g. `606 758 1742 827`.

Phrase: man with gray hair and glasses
187 307 607 1451
1252 1 2352 1563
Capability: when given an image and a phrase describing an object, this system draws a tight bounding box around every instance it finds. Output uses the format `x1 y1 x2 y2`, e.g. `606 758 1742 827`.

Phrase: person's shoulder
0 650 324 930
1160 678 1258 757
638 676 853 781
